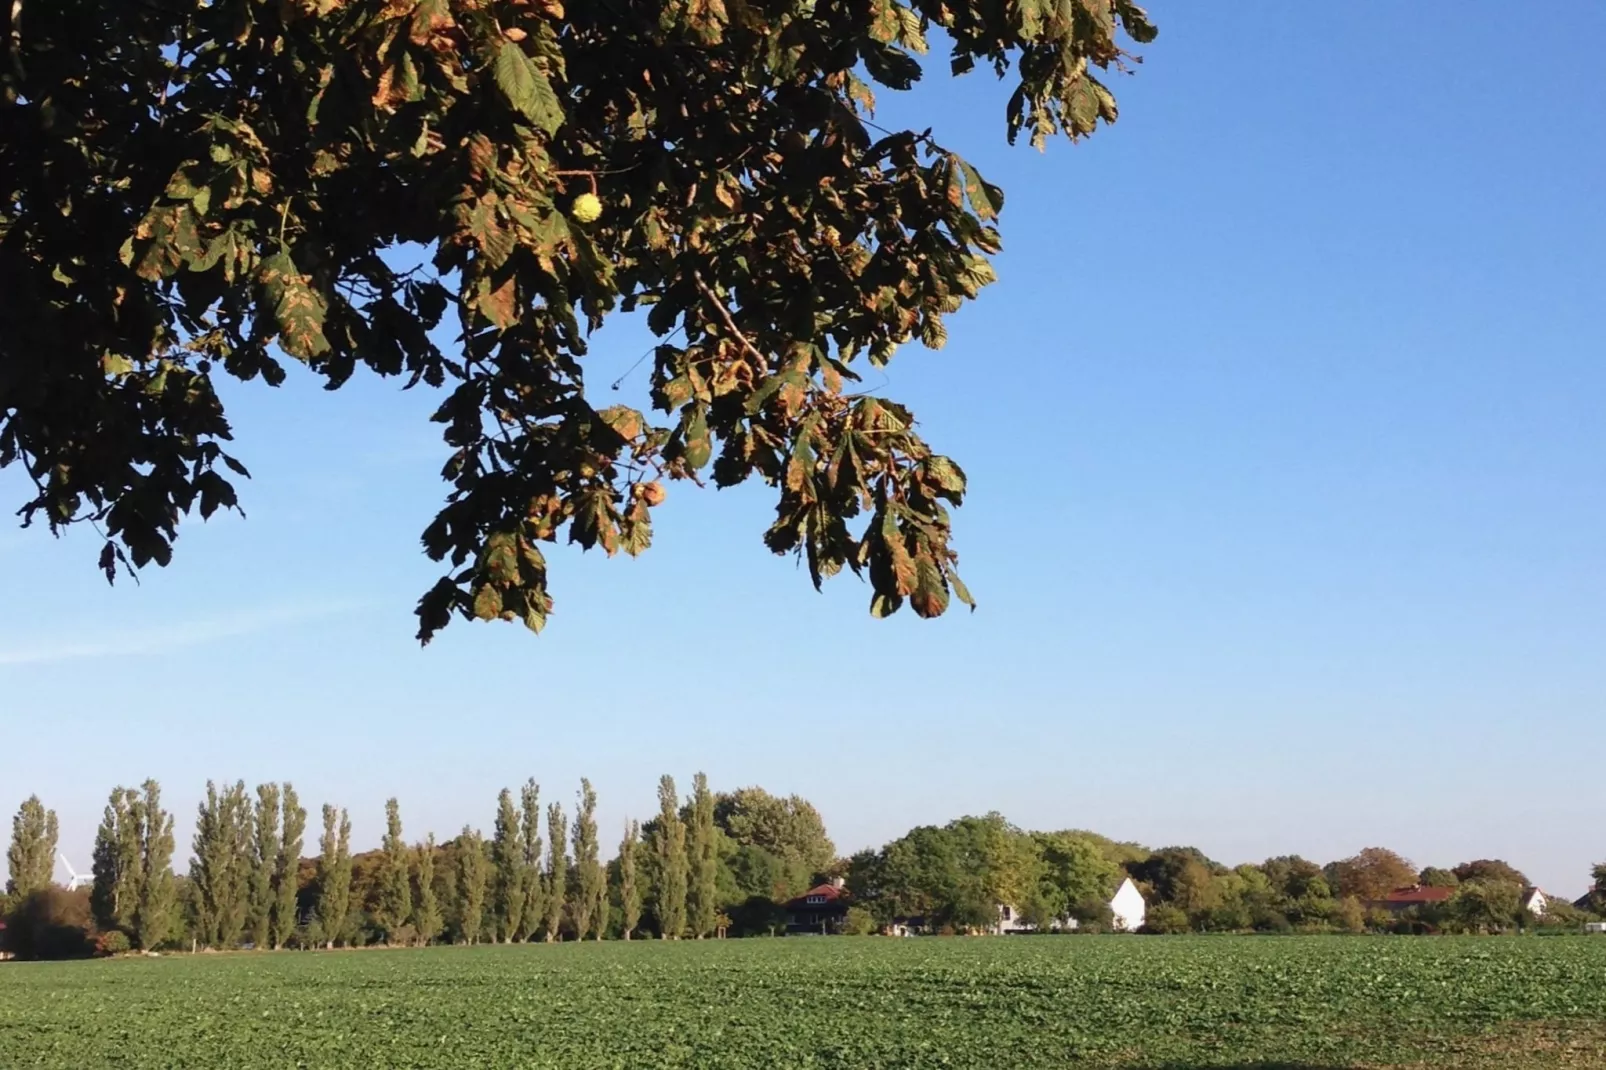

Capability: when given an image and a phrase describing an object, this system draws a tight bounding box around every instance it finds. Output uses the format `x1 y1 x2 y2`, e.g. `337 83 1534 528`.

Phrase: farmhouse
1370 885 1455 914
785 878 850 934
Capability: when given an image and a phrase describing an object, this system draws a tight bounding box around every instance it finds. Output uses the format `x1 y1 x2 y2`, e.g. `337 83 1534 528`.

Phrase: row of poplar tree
5 772 730 951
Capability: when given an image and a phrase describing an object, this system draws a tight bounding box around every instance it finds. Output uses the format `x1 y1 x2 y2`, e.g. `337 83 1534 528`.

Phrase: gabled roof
785 883 846 909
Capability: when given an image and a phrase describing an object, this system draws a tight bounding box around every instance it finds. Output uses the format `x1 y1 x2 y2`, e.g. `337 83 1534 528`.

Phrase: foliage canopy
1 0 1153 638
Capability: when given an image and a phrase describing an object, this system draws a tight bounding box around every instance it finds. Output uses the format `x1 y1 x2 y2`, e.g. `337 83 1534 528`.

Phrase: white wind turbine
57 852 92 891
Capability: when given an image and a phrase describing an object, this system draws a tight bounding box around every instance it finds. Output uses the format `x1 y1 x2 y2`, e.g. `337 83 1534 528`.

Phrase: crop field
3 937 1605 1069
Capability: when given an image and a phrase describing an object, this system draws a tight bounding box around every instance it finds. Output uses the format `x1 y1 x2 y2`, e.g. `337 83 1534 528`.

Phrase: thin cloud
0 600 368 667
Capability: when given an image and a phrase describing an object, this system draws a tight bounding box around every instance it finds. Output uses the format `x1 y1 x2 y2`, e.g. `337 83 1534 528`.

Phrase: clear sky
3 4 1602 897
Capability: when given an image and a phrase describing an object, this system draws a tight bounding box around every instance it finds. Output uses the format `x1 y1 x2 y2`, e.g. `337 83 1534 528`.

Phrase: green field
3 937 1605 1068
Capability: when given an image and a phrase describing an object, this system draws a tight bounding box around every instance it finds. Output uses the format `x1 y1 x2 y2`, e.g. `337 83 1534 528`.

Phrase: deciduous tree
190 780 253 948
1327 848 1416 903
248 783 281 948
131 779 177 951
687 773 718 939
0 0 1155 639
518 779 544 941
90 787 140 934
713 788 836 877
570 779 605 940
375 798 413 943
272 785 307 950
455 827 490 945
543 801 567 941
652 776 687 940
6 796 58 898
618 820 641 941
491 788 526 942
315 805 353 949
412 834 443 945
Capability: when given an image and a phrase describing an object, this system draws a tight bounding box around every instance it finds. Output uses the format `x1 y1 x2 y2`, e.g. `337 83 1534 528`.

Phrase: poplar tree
653 776 687 940
490 788 525 943
90 787 140 933
248 783 281 948
569 779 605 940
316 805 353 949
412 835 443 945
272 785 307 950
517 779 545 941
455 827 490 946
191 780 253 948
6 795 58 898
375 798 413 943
543 801 567 941
619 821 641 941
687 772 718 939
131 779 177 951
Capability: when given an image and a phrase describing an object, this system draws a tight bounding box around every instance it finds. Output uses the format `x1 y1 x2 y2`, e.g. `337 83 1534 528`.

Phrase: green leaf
493 42 564 136
256 250 331 359
870 591 902 618
683 408 712 470
955 157 1004 221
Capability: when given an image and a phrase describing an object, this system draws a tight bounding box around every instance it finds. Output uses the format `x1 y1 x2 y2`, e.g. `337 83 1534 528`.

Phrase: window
806 895 825 905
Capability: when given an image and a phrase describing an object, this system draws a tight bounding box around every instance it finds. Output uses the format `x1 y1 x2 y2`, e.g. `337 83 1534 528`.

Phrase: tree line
2 774 836 957
6 786 1605 959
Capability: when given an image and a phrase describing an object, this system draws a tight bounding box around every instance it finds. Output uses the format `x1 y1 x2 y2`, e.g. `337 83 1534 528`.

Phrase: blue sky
3 4 1603 897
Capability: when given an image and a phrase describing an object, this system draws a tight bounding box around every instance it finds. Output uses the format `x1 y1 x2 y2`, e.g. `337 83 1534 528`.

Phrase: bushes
842 907 876 936
2 887 97 960
97 930 132 956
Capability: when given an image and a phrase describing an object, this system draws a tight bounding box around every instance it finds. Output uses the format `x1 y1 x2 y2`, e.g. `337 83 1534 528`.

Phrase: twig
691 270 767 366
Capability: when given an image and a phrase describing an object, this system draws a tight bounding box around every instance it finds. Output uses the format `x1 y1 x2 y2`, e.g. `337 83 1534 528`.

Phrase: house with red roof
785 878 850 934
1370 885 1455 914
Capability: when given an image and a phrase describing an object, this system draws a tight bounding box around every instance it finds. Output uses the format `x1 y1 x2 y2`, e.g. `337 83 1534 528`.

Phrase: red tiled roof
1379 885 1454 905
785 883 846 909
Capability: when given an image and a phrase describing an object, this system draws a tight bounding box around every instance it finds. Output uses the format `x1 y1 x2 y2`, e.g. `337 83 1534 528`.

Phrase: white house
994 877 1147 934
1520 887 1548 917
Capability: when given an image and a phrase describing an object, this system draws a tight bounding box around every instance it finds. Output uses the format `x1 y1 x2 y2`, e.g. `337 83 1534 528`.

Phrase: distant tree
315 805 353 949
1034 832 1122 923
272 785 307 950
713 788 837 878
248 783 282 948
687 773 718 939
455 827 491 945
1451 860 1529 888
618 821 641 941
90 787 140 934
1585 862 1606 916
1334 896 1367 933
491 788 526 943
1142 902 1191 934
570 780 605 940
190 780 253 948
543 801 567 941
843 905 876 936
1327 848 1416 903
517 780 544 942
6 795 58 898
652 776 688 940
130 779 177 951
1418 867 1460 889
374 799 413 943
1450 880 1523 934
412 835 443 945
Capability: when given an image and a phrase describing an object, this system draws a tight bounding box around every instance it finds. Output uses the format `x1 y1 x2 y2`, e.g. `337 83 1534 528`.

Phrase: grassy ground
2 936 1604 1068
